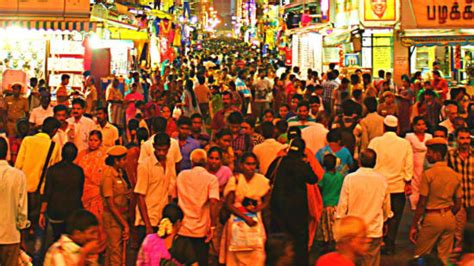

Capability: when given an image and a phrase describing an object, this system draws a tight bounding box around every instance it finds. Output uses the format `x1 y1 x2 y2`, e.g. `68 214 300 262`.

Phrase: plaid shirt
447 147 474 208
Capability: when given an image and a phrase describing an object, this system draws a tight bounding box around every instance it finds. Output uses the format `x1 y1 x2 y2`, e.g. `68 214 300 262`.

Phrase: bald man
176 149 219 265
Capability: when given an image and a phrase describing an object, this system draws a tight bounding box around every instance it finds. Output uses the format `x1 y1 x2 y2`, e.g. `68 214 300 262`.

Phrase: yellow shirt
97 122 119 149
15 133 61 193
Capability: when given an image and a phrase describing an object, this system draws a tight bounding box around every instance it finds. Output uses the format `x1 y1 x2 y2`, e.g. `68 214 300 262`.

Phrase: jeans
183 2 191 18
383 193 406 252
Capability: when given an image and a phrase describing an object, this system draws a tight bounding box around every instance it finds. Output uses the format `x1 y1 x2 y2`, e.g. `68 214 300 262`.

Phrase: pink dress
137 234 181 266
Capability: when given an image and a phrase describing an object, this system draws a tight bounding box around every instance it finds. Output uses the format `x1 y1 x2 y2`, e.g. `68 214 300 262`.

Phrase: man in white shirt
52 105 70 150
138 117 182 167
253 122 286 175
95 107 119 149
438 103 458 135
66 98 96 152
368 115 413 255
359 97 385 151
135 133 177 244
176 149 219 266
0 138 29 265
29 91 53 130
337 149 392 266
301 121 328 156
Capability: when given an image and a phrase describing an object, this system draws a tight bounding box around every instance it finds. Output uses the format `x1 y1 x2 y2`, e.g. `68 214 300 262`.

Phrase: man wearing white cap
368 115 413 255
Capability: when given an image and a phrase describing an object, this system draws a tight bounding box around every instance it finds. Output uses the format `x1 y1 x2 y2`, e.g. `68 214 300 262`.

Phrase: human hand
145 225 154 235
39 213 46 230
123 225 130 241
205 227 215 243
244 217 257 227
409 226 418 244
82 239 106 255
404 183 412 196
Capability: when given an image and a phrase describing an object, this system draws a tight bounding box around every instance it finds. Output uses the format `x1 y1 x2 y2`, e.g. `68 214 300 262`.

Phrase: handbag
229 213 264 251
28 142 56 223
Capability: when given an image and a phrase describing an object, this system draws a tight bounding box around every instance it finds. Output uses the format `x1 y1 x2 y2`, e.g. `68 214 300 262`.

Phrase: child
44 210 103 266
316 153 345 254
275 119 288 144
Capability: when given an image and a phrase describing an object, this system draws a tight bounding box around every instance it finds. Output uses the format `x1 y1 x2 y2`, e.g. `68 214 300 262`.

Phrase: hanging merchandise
455 45 461 70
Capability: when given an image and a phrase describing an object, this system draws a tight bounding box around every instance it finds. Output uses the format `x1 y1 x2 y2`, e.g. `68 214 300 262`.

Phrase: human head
364 97 378 113
215 129 232 150
412 116 428 134
262 109 274 123
41 117 61 138
309 96 321 115
190 113 203 134
66 210 99 246
61 74 70 85
433 126 448 139
151 116 167 135
161 106 172 119
359 149 377 168
11 83 22 97
105 145 128 168
136 127 149 145
71 98 86 119
425 138 448 163
260 121 275 139
190 149 207 167
239 152 258 176
323 153 337 171
296 101 310 121
53 104 68 124
222 91 232 108
177 116 192 139
456 127 471 151
385 72 392 80
207 146 223 171
265 234 295 266
383 115 398 133
0 138 7 160
432 70 441 80
88 130 103 151
287 137 306 157
158 203 184 238
279 104 290 119
153 133 171 161
62 143 78 163
40 91 51 108
290 95 302 111
362 73 372 84
333 216 369 257
327 128 342 144
95 107 108 124
445 104 459 123
350 74 360 85
241 116 256 135
127 119 139 136
378 69 385 79
227 111 244 134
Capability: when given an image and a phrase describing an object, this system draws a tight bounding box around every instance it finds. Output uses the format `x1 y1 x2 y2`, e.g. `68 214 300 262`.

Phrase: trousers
103 212 127 266
384 193 406 252
359 238 382 266
0 243 19 266
414 210 456 264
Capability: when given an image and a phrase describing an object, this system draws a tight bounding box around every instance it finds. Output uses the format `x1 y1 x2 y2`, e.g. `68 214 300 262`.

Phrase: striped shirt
447 148 474 208
287 116 317 130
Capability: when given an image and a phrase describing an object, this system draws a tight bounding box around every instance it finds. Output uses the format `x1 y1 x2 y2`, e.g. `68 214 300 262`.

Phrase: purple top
214 165 233 188
137 234 180 266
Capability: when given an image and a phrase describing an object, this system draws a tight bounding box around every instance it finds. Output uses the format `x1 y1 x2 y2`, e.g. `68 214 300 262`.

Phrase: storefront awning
285 22 330 36
401 29 474 47
0 19 101 32
323 29 352 47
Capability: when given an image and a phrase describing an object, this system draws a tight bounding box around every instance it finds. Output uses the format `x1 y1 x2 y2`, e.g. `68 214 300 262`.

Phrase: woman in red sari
75 130 108 239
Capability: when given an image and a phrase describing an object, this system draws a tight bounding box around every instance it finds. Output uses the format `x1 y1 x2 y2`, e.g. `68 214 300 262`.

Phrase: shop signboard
410 0 474 28
359 0 400 27
0 0 89 17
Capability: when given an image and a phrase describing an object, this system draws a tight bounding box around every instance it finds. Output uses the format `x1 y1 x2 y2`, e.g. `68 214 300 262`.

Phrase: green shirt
318 172 345 207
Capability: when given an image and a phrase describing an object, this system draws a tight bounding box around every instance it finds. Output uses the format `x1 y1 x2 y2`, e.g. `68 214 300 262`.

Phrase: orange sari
76 147 107 238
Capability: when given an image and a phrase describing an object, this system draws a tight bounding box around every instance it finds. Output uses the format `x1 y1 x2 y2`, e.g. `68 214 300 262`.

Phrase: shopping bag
229 214 264 251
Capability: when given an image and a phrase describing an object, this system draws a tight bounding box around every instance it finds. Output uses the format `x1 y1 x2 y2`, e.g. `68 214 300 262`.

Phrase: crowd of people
1 39 474 266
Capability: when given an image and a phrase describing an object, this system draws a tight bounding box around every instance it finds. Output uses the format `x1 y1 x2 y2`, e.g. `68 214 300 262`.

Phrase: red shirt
431 78 448 100
315 252 355 266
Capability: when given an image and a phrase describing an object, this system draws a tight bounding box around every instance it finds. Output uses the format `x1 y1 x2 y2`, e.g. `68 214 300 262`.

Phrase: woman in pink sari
75 130 108 239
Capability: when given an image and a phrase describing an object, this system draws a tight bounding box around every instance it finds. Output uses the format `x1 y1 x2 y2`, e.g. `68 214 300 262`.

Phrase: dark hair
287 126 301 140
216 128 232 139
61 74 70 81
185 79 198 107
297 101 310 111
153 133 171 147
423 89 436 97
227 111 244 124
455 126 471 136
208 146 223 158
177 116 192 127
327 71 336 80
42 117 61 136
265 234 295 266
127 119 139 132
360 149 377 168
275 120 288 134
364 97 378 113
89 130 103 141
162 203 184 224
137 127 149 144
288 137 306 156
152 116 168 134
309 96 320 105
378 69 385 78
428 144 448 159
240 152 258 165
432 70 441 77
222 90 233 98
412 116 429 130
384 124 398 133
65 209 98 234
0 138 7 160
53 104 68 114
434 125 448 137
327 128 342 143
105 153 127 166
71 98 86 109
350 74 360 85
62 143 78 162
244 116 256 128
323 153 337 171
362 73 372 82
191 113 203 120
352 89 362 99
260 121 275 139
96 107 108 115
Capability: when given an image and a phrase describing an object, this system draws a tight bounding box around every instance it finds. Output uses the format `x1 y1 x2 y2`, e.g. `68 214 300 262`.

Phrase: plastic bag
229 214 264 251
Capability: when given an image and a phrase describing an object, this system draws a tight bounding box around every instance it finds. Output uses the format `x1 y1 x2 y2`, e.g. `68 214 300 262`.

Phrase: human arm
102 175 129 240
39 169 54 229
409 195 427 244
135 163 153 234
335 178 349 218
225 191 257 226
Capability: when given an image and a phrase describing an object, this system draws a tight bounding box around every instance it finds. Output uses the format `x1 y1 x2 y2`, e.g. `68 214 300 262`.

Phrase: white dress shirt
97 122 119 149
368 132 414 193
138 134 182 165
439 119 454 134
29 105 54 127
336 167 392 238
301 123 328 155
177 166 219 238
253 138 286 175
0 160 29 244
66 116 96 152
134 154 177 226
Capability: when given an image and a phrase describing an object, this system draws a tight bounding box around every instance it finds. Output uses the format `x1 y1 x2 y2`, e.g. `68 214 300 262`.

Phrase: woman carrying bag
219 153 270 266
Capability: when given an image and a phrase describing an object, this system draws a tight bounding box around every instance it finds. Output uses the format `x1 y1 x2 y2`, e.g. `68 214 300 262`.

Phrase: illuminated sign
410 0 474 28
0 0 89 17
360 0 400 27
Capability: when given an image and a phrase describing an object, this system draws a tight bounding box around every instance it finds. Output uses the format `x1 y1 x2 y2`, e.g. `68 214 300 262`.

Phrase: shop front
400 0 474 86
289 25 327 79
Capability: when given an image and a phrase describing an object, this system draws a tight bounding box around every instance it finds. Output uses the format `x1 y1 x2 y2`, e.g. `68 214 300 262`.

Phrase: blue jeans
183 2 191 18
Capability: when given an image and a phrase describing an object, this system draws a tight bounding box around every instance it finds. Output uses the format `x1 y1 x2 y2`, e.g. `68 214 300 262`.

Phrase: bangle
210 226 216 230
